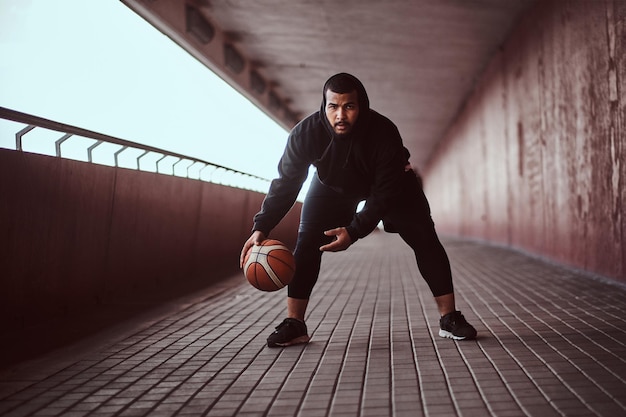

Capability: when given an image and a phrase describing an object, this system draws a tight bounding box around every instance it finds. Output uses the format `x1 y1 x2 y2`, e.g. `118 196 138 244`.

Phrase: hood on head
320 73 370 138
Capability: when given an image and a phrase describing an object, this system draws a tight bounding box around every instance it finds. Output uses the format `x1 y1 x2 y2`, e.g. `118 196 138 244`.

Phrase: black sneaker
267 318 310 347
439 311 477 340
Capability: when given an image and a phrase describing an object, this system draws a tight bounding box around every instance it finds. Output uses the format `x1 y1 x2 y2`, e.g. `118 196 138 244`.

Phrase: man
240 73 476 347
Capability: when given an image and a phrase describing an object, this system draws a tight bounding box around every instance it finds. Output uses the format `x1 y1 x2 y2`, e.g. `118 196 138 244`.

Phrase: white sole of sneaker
439 329 466 340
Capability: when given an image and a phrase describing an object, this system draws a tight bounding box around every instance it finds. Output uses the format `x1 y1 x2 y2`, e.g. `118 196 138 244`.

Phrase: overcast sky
0 0 295 184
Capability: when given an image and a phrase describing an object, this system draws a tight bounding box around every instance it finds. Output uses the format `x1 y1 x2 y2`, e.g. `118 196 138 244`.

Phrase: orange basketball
243 239 296 291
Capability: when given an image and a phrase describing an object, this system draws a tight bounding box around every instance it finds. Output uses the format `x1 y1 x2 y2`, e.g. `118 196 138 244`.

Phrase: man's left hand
320 227 353 252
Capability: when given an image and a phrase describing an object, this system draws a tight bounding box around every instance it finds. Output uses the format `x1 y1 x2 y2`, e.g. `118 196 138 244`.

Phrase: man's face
324 89 359 136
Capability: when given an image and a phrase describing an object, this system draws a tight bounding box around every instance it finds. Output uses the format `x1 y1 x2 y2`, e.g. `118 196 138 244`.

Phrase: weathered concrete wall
423 0 625 282
0 149 301 329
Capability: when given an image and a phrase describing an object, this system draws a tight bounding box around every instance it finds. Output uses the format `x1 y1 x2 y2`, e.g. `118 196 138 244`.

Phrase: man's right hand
240 230 266 268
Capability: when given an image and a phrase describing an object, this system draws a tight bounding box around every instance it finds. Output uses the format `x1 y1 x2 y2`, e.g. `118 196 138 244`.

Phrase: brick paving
1 231 626 416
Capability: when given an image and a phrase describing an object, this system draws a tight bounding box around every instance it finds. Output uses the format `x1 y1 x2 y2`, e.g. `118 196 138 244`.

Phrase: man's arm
252 126 312 236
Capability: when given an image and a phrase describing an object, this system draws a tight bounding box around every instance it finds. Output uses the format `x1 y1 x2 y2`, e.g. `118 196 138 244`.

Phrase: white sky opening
0 0 314 197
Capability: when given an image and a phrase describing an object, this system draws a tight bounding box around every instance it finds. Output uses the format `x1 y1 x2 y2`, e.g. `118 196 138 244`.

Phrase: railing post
137 150 150 170
87 140 103 163
15 125 36 151
171 158 182 176
54 133 73 157
114 146 128 167
156 154 167 174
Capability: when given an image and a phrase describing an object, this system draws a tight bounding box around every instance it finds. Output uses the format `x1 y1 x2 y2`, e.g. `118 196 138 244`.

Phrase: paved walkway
1 231 625 417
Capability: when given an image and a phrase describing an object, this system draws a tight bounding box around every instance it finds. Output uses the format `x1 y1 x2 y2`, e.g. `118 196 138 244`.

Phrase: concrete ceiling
122 0 534 171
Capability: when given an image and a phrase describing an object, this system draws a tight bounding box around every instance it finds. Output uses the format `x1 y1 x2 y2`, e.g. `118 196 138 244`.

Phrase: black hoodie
253 73 411 242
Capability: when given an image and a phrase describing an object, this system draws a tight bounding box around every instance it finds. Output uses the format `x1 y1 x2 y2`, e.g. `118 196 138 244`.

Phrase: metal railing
0 106 270 192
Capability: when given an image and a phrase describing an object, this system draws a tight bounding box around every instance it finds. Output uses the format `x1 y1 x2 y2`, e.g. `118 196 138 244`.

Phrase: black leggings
288 170 454 299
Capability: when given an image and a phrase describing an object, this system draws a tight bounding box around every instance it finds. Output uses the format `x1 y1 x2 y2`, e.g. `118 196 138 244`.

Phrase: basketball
243 239 296 291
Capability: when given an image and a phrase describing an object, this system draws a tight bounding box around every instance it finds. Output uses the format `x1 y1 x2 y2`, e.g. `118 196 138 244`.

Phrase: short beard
333 125 352 138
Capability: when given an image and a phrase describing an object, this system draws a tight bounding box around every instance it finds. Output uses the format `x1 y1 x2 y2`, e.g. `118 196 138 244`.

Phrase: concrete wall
0 149 301 330
423 0 625 282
